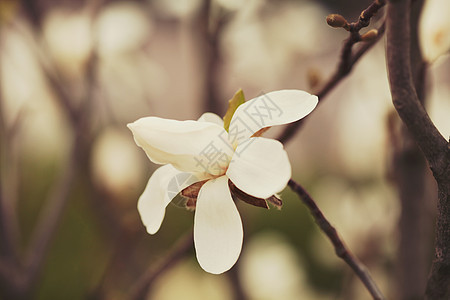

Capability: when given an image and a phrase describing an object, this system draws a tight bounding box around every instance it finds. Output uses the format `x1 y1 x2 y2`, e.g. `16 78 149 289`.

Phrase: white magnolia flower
128 90 318 274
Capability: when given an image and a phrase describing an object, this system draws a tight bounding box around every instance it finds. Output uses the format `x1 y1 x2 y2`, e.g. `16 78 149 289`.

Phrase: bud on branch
361 29 378 42
326 14 350 30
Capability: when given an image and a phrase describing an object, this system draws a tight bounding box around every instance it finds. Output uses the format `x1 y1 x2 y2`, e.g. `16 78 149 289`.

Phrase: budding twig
288 179 386 300
278 0 386 144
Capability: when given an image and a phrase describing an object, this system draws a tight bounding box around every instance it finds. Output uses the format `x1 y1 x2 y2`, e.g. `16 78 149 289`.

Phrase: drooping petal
138 164 209 234
226 137 291 199
197 112 224 126
128 117 233 175
194 176 243 274
228 90 318 145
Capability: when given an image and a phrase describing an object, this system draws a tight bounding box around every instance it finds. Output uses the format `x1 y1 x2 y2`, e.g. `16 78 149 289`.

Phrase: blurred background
0 0 449 299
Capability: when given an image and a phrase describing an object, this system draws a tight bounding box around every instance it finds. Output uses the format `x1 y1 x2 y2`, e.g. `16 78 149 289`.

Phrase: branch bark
288 180 385 300
385 0 450 298
389 1 431 298
386 0 447 174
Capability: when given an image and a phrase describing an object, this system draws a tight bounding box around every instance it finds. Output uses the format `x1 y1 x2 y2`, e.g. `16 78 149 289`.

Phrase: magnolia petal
228 90 318 145
128 117 233 175
226 137 291 199
138 164 208 234
197 112 224 126
194 176 243 274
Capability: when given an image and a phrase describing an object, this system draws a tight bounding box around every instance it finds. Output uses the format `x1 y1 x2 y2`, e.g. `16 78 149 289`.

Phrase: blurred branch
0 36 21 270
228 260 247 300
199 0 231 115
0 2 101 297
128 232 194 300
19 0 78 125
278 0 386 144
22 130 81 289
288 179 385 300
20 0 42 28
23 52 97 297
0 103 86 299
385 1 449 298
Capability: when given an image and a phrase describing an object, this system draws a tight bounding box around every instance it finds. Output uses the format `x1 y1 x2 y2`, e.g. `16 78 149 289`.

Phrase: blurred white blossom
96 1 153 56
1 25 70 161
419 0 450 62
312 176 399 258
240 232 328 300
149 260 233 300
221 0 330 88
43 8 93 78
91 128 147 197
152 0 203 19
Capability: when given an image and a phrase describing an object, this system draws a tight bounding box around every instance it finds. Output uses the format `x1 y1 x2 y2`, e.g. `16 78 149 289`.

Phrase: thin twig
128 232 194 300
278 0 386 144
288 179 385 300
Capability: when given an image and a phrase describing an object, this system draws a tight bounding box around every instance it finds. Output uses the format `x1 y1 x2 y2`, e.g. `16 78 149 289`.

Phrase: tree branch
386 1 450 298
288 179 385 300
386 0 447 176
278 0 386 144
387 0 431 298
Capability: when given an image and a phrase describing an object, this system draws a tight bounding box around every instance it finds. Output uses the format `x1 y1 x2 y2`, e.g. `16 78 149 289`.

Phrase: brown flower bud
361 29 378 42
326 14 348 29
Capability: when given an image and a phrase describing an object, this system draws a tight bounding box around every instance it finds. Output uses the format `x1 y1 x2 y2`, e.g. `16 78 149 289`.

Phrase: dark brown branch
386 0 447 175
389 1 430 298
288 179 385 300
386 1 450 298
278 1 386 144
128 232 194 300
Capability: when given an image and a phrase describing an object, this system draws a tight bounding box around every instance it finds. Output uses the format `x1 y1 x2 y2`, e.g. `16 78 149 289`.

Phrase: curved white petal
194 176 243 274
138 164 209 234
226 137 291 199
128 117 233 175
228 90 318 145
197 112 224 126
